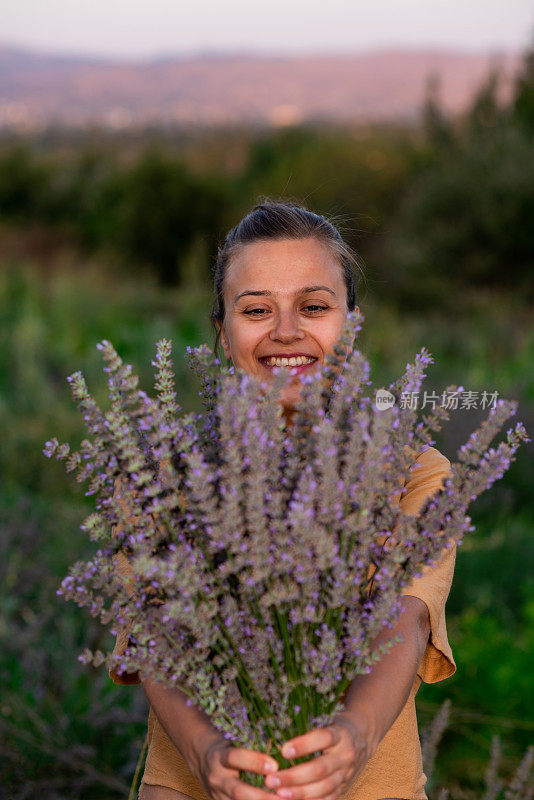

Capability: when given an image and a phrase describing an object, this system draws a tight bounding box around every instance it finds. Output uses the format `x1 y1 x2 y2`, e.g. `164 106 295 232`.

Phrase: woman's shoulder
403 443 452 474
399 444 452 512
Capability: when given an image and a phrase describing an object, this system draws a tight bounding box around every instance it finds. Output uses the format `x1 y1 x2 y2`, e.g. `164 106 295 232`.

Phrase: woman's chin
279 384 303 413
258 365 328 417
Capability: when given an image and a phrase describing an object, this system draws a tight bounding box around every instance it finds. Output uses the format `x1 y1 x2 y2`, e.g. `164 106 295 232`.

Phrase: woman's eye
244 308 269 316
243 305 328 317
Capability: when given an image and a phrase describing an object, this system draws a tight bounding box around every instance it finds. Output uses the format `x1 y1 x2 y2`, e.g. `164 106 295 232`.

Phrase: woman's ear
217 321 232 361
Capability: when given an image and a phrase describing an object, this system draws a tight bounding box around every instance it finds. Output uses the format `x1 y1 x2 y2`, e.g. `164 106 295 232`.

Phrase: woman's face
219 237 358 419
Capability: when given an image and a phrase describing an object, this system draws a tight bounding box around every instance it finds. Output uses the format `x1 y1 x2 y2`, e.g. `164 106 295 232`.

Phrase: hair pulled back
210 199 363 356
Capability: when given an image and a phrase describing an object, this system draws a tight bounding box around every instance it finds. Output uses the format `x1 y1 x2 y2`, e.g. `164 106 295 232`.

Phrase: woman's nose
269 310 305 342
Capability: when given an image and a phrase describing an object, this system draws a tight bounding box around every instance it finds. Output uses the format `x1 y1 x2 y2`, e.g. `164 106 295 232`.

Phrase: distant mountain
0 43 520 129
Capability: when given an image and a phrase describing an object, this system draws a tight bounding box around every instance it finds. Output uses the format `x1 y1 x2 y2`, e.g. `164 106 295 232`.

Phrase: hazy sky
3 0 533 59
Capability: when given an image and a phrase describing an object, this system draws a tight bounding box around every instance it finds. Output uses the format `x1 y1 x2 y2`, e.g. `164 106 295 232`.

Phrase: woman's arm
336 594 430 754
142 677 223 771
263 596 430 800
143 598 429 800
142 677 280 800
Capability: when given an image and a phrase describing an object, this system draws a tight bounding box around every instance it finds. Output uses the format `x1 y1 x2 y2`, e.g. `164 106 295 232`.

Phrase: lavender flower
44 310 530 771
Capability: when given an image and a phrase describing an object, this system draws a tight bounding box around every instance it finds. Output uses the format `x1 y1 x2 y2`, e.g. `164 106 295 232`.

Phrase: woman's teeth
262 356 317 367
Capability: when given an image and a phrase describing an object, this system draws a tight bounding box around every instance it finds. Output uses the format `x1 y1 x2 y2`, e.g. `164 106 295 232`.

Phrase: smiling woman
112 200 457 800
218 239 352 421
212 202 362 424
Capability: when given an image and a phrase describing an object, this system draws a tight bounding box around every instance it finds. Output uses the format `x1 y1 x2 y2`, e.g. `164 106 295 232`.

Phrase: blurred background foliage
0 44 533 800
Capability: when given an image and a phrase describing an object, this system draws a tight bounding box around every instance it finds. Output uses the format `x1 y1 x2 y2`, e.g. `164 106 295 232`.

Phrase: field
1 58 534 797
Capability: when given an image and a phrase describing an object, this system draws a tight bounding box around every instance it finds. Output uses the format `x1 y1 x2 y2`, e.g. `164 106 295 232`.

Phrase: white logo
375 389 396 410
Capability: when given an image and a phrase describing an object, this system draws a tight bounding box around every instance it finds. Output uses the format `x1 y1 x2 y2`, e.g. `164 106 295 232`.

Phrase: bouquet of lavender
44 310 529 774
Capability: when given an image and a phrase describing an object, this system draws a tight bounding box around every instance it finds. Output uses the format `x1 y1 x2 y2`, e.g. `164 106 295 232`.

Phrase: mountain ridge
0 43 521 130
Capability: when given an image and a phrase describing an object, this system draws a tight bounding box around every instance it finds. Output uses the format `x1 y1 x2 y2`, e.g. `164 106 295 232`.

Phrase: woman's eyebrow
233 285 337 304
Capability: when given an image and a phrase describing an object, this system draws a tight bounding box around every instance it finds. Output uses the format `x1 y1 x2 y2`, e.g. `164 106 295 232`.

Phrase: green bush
0 260 532 797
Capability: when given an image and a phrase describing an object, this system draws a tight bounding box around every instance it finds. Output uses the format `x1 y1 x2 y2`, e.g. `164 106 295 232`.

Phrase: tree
513 41 534 133
111 150 229 285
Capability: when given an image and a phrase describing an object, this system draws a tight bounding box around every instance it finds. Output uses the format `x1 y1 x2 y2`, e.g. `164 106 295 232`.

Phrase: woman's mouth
258 354 319 374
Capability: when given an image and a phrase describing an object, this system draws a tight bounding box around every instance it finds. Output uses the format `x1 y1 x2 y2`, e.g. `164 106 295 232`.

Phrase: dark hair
210 199 364 356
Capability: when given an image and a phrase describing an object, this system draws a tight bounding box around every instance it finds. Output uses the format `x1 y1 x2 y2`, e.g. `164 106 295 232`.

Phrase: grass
1 257 532 798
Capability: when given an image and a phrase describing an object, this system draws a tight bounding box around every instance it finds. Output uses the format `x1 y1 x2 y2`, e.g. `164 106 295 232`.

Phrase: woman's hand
193 731 281 800
264 711 376 800
142 677 279 800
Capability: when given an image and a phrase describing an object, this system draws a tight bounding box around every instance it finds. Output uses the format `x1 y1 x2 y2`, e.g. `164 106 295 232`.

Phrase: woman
111 200 457 800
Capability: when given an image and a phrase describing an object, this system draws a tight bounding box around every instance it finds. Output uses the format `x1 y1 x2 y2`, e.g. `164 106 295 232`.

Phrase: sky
2 0 533 60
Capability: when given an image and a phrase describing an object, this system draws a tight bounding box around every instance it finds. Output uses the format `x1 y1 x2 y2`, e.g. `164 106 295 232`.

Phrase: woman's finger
219 774 279 800
284 774 344 800
266 751 341 791
219 745 279 777
280 726 342 760
271 763 345 800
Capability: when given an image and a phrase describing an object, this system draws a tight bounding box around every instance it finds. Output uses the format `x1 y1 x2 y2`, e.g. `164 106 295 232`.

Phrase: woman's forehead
225 237 344 293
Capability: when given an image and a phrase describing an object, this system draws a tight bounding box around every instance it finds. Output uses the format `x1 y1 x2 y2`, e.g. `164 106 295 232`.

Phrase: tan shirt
110 445 456 800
